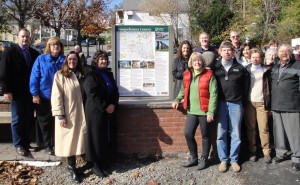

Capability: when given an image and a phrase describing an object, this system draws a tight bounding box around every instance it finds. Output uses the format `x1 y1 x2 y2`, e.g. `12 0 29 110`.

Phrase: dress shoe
67 166 82 183
45 147 54 155
182 158 198 168
272 156 287 163
15 146 29 156
92 167 108 178
27 145 39 152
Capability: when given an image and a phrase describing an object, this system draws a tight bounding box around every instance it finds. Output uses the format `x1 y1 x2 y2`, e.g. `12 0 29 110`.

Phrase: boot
67 156 82 183
182 157 198 168
92 162 108 178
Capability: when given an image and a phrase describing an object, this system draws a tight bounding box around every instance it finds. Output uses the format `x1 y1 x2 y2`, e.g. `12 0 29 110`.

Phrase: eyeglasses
231 35 239 39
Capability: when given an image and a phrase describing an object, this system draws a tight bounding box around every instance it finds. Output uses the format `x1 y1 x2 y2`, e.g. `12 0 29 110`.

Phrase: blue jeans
217 100 243 163
11 98 34 147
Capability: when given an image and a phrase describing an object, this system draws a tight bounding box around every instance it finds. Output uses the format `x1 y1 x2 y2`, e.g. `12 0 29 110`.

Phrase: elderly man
271 44 300 171
0 28 40 156
74 45 87 66
230 31 242 60
212 41 249 173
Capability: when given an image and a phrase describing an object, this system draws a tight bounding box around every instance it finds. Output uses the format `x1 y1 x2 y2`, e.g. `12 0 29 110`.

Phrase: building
116 0 191 45
1 19 77 45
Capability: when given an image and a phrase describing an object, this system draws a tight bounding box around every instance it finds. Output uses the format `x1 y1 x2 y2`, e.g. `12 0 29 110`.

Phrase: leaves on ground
103 178 115 184
0 161 44 184
130 171 142 179
149 179 159 185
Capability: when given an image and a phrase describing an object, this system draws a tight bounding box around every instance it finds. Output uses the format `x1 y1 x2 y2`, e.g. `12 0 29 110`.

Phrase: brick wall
0 101 204 156
0 103 10 112
116 102 203 156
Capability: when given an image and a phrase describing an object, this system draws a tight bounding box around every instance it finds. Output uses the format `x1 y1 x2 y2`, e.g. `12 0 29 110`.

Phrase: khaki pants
244 102 270 155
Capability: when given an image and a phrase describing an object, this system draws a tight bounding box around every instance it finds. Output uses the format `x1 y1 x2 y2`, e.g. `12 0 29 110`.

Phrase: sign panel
115 26 170 97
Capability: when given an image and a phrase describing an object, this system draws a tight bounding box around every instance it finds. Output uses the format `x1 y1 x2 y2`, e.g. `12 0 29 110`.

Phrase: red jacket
183 68 213 111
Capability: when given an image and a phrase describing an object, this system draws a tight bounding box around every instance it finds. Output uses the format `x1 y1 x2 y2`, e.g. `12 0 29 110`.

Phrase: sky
108 0 123 9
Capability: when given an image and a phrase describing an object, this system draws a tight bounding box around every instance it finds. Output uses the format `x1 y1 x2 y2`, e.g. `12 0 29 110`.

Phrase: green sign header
116 25 168 32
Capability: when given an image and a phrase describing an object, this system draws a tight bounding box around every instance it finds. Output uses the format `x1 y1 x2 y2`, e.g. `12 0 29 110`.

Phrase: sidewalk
0 143 60 161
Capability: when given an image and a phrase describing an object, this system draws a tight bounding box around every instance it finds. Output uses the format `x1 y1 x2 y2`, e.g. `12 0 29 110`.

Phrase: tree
277 0 300 42
139 0 189 47
67 0 107 46
1 0 41 29
189 0 233 44
35 0 72 38
0 4 12 32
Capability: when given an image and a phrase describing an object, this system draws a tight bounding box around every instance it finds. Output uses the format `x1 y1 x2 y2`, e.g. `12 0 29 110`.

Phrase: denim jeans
217 100 243 163
11 98 34 147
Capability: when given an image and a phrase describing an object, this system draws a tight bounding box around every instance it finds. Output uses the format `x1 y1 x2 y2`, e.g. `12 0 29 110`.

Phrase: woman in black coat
82 50 119 177
172 40 192 99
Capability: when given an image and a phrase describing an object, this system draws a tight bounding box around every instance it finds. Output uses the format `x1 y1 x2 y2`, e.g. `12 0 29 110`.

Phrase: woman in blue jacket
30 37 65 155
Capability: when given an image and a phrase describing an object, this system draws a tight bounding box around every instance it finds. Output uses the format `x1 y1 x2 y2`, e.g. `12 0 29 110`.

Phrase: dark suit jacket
0 44 40 100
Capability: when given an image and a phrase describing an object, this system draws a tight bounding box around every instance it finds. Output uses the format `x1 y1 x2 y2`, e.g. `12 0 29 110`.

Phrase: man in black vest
0 28 40 156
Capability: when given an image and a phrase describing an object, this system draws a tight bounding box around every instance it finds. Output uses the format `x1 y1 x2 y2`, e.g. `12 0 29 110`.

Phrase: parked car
88 39 96 45
107 50 112 69
81 39 96 46
0 40 15 48
31 43 46 54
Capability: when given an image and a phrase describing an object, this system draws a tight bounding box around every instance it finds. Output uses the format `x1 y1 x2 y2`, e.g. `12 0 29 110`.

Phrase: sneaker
272 156 287 163
182 158 198 168
197 157 208 170
292 163 300 171
264 155 272 164
218 162 227 172
231 163 241 173
249 153 257 162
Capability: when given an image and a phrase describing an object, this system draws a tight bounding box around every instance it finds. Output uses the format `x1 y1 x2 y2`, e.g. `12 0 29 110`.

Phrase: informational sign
115 25 171 97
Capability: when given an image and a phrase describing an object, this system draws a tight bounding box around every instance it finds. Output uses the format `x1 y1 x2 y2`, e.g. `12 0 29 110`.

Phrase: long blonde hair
44 37 64 55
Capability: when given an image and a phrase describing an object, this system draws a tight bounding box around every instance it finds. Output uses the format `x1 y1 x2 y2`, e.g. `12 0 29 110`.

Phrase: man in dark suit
0 28 40 156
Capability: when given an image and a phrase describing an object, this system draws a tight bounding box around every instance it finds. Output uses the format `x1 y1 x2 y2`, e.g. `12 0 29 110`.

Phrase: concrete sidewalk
0 143 60 161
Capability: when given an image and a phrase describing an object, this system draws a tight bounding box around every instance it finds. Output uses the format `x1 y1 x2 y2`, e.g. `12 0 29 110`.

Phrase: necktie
24 48 32 68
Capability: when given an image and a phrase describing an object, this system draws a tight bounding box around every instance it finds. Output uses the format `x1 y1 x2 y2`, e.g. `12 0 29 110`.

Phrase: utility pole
243 0 246 20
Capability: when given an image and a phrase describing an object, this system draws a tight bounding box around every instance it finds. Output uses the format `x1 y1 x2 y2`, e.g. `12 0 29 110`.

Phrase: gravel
37 153 300 185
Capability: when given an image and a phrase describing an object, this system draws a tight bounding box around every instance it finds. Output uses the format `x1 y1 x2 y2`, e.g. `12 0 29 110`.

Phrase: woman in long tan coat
51 51 86 183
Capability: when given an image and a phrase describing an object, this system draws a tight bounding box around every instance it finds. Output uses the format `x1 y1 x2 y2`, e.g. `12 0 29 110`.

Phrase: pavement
0 143 60 161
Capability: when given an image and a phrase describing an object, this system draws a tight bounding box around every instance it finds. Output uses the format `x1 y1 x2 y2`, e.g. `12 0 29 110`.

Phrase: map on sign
119 32 155 60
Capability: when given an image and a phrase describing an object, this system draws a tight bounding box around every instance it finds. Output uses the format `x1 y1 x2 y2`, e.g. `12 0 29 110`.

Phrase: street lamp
86 38 90 58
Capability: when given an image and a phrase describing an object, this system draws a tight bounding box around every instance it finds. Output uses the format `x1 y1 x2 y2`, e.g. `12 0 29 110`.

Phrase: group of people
172 31 300 172
0 28 119 183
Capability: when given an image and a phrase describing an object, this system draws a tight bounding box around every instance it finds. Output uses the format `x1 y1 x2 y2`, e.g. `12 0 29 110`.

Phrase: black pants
35 98 54 148
185 114 210 159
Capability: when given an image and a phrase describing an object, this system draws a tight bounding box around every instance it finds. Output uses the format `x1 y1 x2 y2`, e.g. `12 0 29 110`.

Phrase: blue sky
109 0 123 9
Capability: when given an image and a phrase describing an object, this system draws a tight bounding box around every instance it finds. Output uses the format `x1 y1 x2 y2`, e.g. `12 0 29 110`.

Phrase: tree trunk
77 28 82 47
18 20 25 29
55 27 61 38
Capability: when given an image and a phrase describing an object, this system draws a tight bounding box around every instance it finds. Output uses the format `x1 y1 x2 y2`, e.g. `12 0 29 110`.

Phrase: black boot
67 156 82 183
182 157 198 168
92 162 108 178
